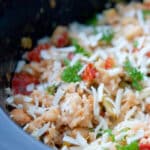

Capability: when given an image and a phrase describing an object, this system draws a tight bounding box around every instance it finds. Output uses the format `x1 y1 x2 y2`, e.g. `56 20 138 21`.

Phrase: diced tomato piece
27 43 51 62
55 32 69 47
27 49 41 62
104 57 115 69
82 63 97 82
67 52 74 60
139 143 150 150
146 52 150 57
12 72 39 95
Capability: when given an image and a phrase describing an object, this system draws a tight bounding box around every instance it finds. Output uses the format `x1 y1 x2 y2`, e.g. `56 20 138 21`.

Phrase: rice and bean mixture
6 1 150 150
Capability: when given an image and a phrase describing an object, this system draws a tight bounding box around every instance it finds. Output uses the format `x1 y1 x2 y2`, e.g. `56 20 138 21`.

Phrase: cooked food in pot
6 1 150 150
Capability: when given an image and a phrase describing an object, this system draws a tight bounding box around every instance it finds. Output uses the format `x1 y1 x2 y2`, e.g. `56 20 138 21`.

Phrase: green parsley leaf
96 128 103 138
89 128 94 132
63 58 70 66
124 59 144 91
104 129 115 142
133 40 139 48
46 85 57 95
96 128 115 141
142 10 150 20
72 38 91 57
86 14 98 26
100 29 114 44
61 61 82 83
116 141 139 150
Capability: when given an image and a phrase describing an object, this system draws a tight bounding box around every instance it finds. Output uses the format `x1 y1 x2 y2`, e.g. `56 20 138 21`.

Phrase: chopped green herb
142 10 150 20
100 29 114 44
63 58 70 66
86 14 98 26
72 38 90 57
124 59 144 91
104 129 115 142
133 40 139 48
46 85 57 95
61 61 82 83
96 128 115 141
89 128 94 132
116 141 139 150
96 128 103 138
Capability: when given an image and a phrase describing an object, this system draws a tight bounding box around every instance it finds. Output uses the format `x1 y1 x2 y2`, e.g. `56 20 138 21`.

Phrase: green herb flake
96 128 103 139
124 59 144 91
96 128 115 141
72 38 91 57
116 141 139 150
142 10 150 20
133 40 139 48
89 128 94 132
46 85 57 95
61 61 82 83
100 29 114 44
104 129 115 142
63 58 70 66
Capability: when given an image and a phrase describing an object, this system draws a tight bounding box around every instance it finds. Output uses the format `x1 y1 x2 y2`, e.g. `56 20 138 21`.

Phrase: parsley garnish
100 29 114 44
46 85 57 95
72 38 90 57
96 128 115 142
142 10 150 20
63 58 70 66
124 59 144 91
89 128 94 132
104 129 115 142
133 40 139 48
96 128 103 138
116 141 139 150
61 61 82 83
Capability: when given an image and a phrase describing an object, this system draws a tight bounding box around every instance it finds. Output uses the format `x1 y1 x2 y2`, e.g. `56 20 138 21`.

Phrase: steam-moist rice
6 2 150 150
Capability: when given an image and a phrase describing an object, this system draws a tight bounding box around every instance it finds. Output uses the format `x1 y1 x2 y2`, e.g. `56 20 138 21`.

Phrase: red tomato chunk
82 63 97 82
56 32 69 47
146 52 150 57
105 57 115 69
27 43 51 62
12 72 39 95
140 143 150 150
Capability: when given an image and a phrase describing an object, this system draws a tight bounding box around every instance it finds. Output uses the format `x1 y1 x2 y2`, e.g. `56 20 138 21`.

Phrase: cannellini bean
43 107 60 122
25 107 60 133
10 109 32 126
124 25 143 40
104 8 119 24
